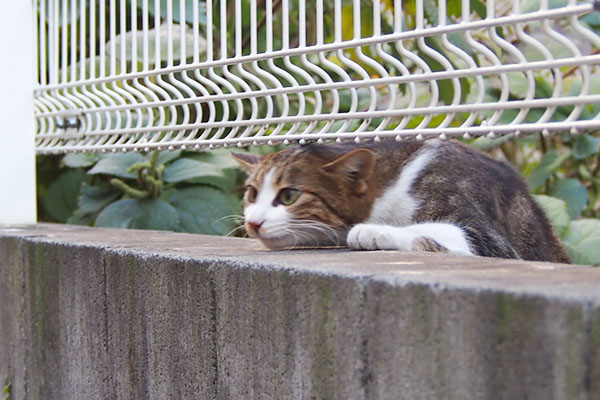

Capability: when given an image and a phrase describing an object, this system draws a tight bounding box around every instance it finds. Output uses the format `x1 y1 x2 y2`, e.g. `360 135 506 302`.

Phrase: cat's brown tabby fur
233 139 570 263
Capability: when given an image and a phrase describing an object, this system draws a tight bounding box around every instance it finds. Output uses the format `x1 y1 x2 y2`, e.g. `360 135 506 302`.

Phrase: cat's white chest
366 145 437 227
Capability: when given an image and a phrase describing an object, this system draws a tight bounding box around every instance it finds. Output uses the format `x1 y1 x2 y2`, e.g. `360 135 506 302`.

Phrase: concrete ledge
1 223 599 399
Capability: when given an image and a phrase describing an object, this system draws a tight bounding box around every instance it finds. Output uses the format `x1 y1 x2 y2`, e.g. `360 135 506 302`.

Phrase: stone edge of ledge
1 223 600 305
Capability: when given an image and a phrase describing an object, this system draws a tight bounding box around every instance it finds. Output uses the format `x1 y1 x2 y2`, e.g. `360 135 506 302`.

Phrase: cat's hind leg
347 222 473 256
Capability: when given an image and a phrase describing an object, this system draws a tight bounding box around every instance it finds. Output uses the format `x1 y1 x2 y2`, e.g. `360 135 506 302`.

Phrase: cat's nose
247 220 264 232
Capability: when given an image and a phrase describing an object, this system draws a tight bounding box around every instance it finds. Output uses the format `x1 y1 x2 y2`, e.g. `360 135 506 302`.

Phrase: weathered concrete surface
0 223 599 400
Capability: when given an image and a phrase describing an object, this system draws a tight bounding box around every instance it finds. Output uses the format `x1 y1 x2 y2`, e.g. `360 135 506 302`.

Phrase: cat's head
232 145 376 249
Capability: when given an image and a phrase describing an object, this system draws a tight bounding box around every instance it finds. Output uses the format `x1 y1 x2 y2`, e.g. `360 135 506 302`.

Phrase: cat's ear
232 152 263 172
322 148 375 181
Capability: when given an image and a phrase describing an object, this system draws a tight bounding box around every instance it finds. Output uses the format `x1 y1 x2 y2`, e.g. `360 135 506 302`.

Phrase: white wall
0 1 36 225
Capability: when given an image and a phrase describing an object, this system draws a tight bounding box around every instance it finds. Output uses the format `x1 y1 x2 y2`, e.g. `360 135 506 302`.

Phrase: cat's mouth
248 224 347 250
247 228 298 249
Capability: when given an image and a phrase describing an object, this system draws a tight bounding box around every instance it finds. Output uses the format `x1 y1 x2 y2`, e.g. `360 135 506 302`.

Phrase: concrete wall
1 224 599 400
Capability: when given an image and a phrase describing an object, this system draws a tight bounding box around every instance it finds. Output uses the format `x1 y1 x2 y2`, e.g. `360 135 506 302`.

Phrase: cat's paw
347 224 412 251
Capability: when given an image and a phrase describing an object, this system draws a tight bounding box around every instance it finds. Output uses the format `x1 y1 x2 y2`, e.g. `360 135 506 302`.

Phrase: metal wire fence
34 0 600 153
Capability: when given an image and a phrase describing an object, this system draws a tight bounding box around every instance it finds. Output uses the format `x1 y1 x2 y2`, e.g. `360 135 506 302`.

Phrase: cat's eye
246 186 258 203
277 188 301 206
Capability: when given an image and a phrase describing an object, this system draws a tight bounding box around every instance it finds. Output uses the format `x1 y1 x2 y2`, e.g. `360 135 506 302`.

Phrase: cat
232 139 570 263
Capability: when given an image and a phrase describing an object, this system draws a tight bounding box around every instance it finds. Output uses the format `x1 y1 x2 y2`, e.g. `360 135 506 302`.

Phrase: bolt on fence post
0 1 36 225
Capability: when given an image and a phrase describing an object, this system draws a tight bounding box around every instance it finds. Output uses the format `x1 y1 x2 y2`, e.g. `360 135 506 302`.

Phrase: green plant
2 381 10 400
535 195 600 265
530 134 600 266
39 149 247 235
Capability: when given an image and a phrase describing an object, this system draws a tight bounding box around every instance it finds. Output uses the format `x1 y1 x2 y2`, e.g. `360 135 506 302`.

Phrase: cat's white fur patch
244 168 290 239
347 222 473 256
353 142 472 256
367 142 438 226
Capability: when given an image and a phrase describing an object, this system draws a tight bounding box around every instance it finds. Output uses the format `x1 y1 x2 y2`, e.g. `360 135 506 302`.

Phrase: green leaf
423 0 439 24
188 169 239 191
525 149 570 190
135 0 207 25
572 133 600 160
341 6 354 41
95 198 180 231
548 0 568 9
518 0 567 13
581 12 600 29
579 164 592 180
534 195 571 237
535 76 554 99
339 90 355 113
563 219 600 266
448 32 474 56
88 153 145 179
66 209 96 226
520 0 541 12
420 37 456 105
550 178 589 219
168 187 241 235
44 170 90 222
508 72 530 99
62 153 101 168
163 158 227 183
447 0 462 19
470 133 514 152
470 0 486 19
186 148 242 170
157 150 182 165
109 23 206 64
77 183 121 214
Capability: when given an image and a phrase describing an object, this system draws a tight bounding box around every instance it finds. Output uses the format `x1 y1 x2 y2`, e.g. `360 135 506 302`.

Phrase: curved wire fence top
34 0 600 153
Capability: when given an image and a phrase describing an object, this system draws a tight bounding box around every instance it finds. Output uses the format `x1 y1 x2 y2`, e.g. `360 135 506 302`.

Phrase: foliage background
36 0 600 265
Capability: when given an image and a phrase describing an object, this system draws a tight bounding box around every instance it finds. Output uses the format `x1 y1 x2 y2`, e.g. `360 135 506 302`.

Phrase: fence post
0 1 36 225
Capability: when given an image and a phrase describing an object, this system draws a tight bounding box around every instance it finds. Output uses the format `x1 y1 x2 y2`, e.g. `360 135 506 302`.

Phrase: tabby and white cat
232 139 569 263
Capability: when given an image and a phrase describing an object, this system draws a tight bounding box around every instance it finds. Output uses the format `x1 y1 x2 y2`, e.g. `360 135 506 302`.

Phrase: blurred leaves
525 149 571 191
39 149 245 236
44 169 91 222
535 195 570 237
563 219 600 265
88 153 145 179
572 134 600 160
169 187 241 235
550 179 588 219
108 23 206 64
96 198 180 230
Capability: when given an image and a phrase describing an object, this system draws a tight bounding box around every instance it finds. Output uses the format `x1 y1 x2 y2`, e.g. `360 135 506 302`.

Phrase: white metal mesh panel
34 0 600 153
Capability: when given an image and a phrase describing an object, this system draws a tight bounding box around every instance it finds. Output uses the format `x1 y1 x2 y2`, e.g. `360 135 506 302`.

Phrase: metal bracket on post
55 116 82 131
54 109 84 139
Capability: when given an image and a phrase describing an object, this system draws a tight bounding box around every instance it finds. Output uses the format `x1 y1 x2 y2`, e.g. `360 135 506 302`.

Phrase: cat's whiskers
288 228 303 249
225 224 247 238
262 220 291 237
265 220 343 249
215 214 244 224
285 227 317 249
215 214 245 238
288 219 345 247
294 225 330 247
296 227 321 248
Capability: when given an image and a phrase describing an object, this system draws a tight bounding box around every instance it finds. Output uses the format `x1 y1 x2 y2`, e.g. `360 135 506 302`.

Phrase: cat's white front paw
347 224 412 251
347 224 378 250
